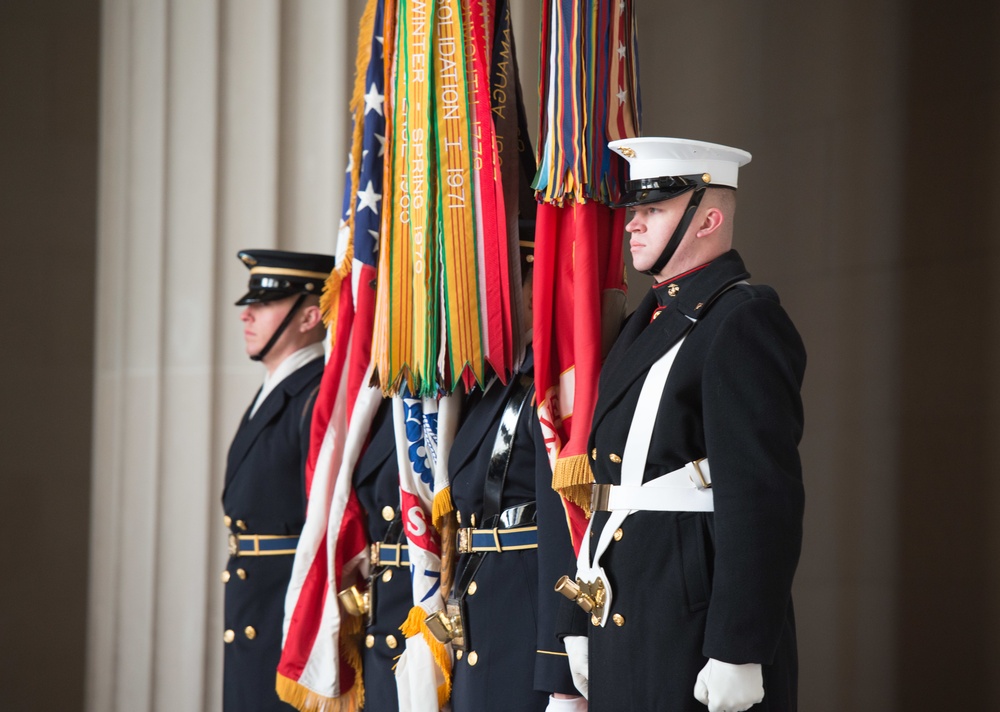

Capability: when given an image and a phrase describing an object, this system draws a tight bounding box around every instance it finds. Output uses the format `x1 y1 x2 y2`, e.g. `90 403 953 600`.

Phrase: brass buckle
690 458 711 489
424 600 465 648
370 541 382 566
591 484 612 512
456 528 473 554
337 585 370 618
228 533 239 557
555 575 607 626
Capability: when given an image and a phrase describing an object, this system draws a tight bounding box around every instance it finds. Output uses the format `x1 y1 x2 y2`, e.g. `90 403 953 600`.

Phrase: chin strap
643 187 707 276
250 293 308 362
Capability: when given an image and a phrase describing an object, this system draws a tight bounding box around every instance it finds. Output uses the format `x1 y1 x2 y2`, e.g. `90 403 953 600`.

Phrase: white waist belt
592 459 714 513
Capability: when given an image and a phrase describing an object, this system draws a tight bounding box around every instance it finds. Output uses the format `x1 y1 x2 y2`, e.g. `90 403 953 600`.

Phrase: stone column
87 2 355 710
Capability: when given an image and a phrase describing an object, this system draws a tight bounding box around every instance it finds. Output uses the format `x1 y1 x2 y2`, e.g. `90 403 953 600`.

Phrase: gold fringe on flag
321 0 378 349
401 605 453 708
431 486 455 528
551 454 595 518
274 613 365 712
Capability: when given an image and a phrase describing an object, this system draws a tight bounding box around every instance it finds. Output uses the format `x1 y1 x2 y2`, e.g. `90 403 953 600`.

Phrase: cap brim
234 289 296 306
611 184 697 208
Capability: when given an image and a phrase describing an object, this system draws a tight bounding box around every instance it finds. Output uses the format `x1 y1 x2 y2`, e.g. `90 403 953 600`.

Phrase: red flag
534 201 625 551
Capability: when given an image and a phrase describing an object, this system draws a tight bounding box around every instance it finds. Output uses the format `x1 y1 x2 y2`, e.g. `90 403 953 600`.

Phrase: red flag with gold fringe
532 0 639 552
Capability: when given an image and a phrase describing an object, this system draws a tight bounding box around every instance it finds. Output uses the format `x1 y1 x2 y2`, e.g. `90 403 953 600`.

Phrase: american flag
276 1 387 709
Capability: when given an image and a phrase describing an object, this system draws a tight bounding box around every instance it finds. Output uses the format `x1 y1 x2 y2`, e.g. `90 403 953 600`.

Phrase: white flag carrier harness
577 282 745 627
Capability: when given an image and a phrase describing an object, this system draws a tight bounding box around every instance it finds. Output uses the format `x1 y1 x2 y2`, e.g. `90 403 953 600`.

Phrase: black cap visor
612 174 711 208
235 288 303 306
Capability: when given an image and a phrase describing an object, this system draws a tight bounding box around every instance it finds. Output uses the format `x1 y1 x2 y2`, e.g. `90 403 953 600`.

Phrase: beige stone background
1 0 997 710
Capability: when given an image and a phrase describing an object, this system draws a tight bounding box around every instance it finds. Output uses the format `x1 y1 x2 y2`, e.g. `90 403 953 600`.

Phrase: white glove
544 693 588 711
693 658 764 712
563 635 589 699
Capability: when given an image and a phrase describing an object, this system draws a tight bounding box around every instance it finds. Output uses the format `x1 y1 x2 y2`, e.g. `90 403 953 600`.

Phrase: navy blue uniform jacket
448 351 579 712
352 399 412 712
222 357 322 712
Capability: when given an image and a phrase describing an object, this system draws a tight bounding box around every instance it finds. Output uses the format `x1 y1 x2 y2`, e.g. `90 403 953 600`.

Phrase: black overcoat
353 398 412 712
581 250 806 712
222 357 322 712
448 351 579 712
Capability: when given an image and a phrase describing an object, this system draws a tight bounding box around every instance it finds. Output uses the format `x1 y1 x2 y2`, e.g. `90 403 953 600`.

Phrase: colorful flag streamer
374 0 521 397
532 0 640 551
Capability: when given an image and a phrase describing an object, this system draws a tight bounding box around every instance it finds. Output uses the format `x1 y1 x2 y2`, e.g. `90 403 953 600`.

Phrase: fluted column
87 2 355 710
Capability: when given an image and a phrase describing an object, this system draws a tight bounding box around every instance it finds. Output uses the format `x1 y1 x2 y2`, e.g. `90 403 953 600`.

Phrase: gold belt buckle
690 458 711 489
456 527 473 554
591 484 612 512
370 541 382 566
227 533 239 557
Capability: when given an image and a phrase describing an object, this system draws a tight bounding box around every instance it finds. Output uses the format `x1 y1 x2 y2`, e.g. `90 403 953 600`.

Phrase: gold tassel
320 0 376 348
552 454 595 517
431 486 454 528
273 614 365 711
340 613 365 710
276 672 361 712
401 605 453 708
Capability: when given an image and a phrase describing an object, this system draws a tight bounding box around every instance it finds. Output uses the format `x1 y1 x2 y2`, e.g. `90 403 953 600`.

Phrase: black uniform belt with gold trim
227 533 299 557
456 525 538 554
371 541 409 567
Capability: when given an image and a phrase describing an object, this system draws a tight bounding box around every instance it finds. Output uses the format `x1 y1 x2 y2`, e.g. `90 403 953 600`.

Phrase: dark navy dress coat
353 398 412 712
572 251 806 712
448 351 579 712
222 357 322 712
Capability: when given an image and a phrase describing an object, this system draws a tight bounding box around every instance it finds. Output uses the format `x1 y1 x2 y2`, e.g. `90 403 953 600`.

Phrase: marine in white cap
556 138 806 712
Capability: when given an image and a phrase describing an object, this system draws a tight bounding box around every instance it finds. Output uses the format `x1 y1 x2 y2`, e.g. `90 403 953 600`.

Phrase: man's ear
299 303 324 332
695 206 725 238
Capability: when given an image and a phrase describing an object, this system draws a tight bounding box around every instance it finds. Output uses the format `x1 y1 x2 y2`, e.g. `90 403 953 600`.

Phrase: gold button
456 511 462 524
223 629 235 643
237 568 247 580
467 651 478 666
590 614 601 626
223 515 232 528
613 528 623 541
365 635 375 649
382 569 393 583
613 613 625 627
456 650 464 660
245 626 257 640
470 513 477 527
591 448 597 460
667 283 680 297
236 519 248 531
386 635 398 649
468 581 478 596
652 309 663 320
221 570 231 583
381 506 395 521
609 453 622 464
702 173 712 184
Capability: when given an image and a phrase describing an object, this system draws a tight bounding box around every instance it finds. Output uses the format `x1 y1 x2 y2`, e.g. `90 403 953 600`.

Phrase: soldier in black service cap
221 249 335 712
